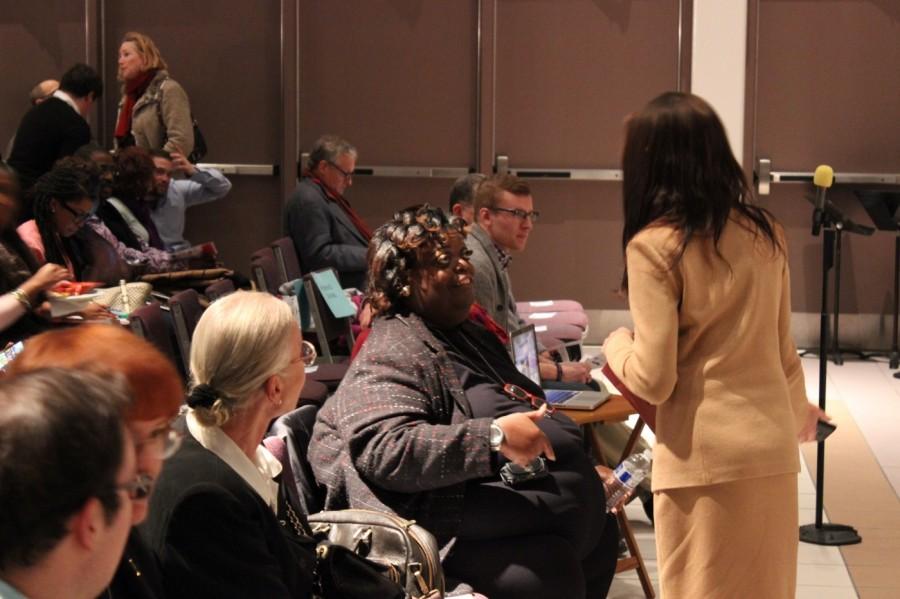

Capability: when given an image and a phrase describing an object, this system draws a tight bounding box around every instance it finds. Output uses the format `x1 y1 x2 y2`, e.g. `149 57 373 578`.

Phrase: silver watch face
490 423 504 449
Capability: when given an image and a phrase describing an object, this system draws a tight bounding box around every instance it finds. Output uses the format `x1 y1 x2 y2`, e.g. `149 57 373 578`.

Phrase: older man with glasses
283 134 370 289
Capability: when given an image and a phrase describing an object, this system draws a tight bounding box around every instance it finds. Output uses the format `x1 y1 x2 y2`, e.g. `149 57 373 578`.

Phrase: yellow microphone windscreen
813 165 834 188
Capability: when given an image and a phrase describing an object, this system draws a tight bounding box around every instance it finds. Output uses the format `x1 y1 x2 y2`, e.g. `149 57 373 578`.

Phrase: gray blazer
309 313 495 543
283 177 368 289
466 224 520 334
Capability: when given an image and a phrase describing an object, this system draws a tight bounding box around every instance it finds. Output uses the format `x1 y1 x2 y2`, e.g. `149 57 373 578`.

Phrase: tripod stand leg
831 229 844 366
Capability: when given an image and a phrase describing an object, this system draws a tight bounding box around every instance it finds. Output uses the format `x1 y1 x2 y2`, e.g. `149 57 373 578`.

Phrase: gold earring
399 285 411 297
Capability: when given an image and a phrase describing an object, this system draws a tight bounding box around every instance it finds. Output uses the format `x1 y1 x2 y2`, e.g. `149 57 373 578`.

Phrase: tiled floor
590 352 900 599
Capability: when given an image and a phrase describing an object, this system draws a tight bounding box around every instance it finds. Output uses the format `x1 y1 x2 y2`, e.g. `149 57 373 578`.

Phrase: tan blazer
605 214 808 491
115 69 194 156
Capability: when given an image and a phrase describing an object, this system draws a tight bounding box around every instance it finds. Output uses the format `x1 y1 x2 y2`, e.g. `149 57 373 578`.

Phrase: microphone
812 165 834 236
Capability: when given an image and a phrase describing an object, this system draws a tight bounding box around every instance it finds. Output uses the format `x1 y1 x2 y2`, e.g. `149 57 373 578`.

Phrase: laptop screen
510 325 541 386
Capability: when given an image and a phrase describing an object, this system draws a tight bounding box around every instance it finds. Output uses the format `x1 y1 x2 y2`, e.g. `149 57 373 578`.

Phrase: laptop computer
509 325 610 410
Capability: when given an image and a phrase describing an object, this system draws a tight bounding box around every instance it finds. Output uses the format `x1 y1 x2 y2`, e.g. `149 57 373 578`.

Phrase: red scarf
114 70 156 140
308 175 372 241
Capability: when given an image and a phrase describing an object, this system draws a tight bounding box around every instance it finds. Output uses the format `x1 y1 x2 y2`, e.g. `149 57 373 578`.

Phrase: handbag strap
263 435 312 537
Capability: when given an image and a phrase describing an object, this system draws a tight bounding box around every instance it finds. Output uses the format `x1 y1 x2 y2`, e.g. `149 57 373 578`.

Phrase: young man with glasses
466 175 593 385
283 134 370 289
0 369 136 599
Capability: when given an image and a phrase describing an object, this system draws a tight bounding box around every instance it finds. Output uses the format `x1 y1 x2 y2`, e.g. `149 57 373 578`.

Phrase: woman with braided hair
310 204 619 599
16 163 94 277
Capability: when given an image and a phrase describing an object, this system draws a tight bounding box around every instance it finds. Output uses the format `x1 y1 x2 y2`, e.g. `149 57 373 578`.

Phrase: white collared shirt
51 89 83 120
186 410 282 512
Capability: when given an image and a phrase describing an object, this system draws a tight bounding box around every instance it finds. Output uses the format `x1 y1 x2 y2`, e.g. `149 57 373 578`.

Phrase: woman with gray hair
143 290 317 598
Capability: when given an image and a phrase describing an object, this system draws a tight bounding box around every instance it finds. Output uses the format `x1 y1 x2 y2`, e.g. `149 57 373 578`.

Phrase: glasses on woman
289 340 318 367
137 425 184 460
502 383 555 415
59 202 92 225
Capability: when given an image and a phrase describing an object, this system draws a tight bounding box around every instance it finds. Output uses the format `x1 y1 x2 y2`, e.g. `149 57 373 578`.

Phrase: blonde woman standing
114 31 193 157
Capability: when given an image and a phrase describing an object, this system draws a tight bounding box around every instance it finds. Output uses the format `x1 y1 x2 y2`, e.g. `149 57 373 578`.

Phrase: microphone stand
800 197 864 546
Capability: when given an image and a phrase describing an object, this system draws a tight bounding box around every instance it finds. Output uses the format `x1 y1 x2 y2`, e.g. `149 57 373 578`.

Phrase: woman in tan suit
603 92 825 598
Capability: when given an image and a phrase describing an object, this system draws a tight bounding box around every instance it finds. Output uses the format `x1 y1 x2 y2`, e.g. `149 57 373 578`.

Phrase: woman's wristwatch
489 420 505 452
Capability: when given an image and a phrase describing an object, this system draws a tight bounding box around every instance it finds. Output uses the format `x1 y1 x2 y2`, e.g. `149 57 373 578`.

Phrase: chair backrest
271 237 303 283
303 268 355 363
129 301 185 379
268 403 326 515
204 278 236 301
169 289 205 376
250 247 282 294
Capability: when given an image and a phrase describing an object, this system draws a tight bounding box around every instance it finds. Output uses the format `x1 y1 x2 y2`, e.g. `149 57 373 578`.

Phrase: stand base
800 523 862 546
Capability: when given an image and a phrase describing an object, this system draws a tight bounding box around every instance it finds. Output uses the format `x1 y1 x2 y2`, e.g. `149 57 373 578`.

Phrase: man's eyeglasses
503 383 555 415
327 161 353 181
59 202 92 225
491 207 540 222
117 472 154 500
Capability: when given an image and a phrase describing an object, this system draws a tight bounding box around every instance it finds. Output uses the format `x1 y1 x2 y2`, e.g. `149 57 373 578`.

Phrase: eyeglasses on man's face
116 472 154 500
327 161 353 181
491 207 540 222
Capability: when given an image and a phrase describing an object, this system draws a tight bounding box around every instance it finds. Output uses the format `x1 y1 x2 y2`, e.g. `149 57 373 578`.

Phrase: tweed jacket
116 70 194 156
283 177 368 289
605 216 808 491
465 224 520 334
309 313 496 544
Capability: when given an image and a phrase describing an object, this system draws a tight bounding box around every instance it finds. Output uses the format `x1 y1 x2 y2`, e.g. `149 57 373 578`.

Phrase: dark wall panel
495 0 679 168
0 2 86 153
298 0 477 167
751 1 900 313
756 1 900 172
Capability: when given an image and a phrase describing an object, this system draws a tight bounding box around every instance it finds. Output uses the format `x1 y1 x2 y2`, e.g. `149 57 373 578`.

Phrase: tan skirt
655 473 798 599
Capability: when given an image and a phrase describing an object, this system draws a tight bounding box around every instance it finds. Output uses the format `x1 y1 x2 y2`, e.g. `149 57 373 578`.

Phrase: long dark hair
620 92 780 290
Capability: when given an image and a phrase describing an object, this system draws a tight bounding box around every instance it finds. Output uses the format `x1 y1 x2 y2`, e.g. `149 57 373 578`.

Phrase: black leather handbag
308 509 444 599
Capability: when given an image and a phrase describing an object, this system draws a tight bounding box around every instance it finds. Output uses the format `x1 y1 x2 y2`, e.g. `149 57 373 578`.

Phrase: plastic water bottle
605 449 653 511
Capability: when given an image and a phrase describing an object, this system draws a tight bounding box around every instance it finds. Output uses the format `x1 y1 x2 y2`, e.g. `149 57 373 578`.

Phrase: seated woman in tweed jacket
310 205 619 599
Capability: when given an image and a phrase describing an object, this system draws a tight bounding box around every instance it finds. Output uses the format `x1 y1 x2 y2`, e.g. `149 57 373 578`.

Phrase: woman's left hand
798 403 830 443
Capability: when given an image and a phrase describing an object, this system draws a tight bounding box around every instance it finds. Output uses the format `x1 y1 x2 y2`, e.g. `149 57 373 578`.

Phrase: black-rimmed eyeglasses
491 207 540 222
60 202 92 225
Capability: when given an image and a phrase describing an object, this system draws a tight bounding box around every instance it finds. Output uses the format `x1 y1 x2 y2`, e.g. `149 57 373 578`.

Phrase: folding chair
271 237 303 283
129 301 185 380
169 289 205 377
303 268 356 364
204 278 236 301
250 246 283 294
